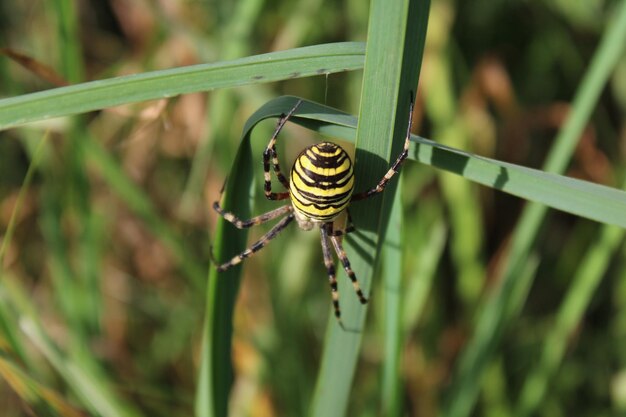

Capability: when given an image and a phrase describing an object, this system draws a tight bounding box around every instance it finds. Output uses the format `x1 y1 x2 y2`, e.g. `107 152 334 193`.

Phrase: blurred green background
0 0 625 416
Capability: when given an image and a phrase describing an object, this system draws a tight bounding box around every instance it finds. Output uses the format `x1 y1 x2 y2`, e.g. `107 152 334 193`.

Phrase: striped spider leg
211 102 302 270
351 91 414 202
211 203 294 271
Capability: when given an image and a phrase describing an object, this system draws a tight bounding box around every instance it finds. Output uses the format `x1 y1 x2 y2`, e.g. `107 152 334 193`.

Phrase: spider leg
213 202 292 229
263 100 303 199
320 223 345 328
330 210 355 237
214 212 295 271
328 225 368 305
351 92 414 201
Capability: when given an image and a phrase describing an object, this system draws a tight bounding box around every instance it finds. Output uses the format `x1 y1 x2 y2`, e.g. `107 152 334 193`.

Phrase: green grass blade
381 183 405 417
0 42 365 130
238 97 626 230
410 139 626 229
310 0 430 415
441 2 626 416
195 135 256 417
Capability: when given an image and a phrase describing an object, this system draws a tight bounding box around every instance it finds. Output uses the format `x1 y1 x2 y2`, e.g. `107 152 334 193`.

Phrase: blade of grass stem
238 97 626 229
0 42 365 130
381 182 405 417
310 0 429 415
54 0 103 338
196 139 255 417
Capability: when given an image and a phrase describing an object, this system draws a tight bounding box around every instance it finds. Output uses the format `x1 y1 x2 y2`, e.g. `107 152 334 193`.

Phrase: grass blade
381 183 405 416
0 42 365 130
195 129 256 417
238 97 626 229
310 0 430 415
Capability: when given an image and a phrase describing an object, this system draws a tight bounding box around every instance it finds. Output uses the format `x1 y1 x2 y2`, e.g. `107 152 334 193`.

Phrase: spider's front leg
351 92 414 202
263 100 303 200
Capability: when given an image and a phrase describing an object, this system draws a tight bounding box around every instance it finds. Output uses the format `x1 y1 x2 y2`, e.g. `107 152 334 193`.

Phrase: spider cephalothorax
213 95 414 327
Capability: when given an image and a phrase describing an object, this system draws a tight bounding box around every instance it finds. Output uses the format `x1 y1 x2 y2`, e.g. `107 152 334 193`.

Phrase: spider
212 94 414 328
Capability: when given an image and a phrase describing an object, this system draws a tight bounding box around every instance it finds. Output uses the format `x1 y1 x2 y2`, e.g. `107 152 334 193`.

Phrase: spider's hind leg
329 230 369 305
330 210 356 237
320 223 345 328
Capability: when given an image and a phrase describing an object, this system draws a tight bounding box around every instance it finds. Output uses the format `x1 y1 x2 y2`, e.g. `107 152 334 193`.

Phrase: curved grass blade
237 97 626 230
0 42 365 130
195 133 256 417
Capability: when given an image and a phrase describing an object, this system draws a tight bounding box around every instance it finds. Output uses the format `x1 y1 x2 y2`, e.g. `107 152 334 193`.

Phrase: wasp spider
213 94 414 327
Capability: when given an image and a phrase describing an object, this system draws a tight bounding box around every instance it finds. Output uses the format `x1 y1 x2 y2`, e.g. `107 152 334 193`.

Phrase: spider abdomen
289 142 354 224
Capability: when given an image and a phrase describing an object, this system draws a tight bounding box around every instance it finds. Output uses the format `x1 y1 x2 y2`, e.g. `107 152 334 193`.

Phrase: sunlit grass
0 1 625 417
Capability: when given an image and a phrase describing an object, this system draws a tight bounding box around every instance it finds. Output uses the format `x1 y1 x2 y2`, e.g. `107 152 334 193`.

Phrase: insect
213 94 414 328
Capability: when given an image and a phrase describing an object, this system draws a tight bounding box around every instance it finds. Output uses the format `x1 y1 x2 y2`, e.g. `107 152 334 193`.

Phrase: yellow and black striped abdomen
289 142 354 222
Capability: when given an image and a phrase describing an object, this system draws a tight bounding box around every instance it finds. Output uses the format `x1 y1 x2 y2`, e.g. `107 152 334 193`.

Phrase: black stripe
292 159 353 186
291 192 350 211
293 171 354 190
314 142 343 154
304 152 350 169
293 188 352 204
298 151 346 170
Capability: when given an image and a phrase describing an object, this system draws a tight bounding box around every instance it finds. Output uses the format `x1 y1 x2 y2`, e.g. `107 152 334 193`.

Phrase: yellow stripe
291 168 354 197
290 195 350 219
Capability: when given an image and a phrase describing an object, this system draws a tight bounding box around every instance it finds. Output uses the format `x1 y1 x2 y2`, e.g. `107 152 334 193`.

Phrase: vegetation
0 0 625 416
